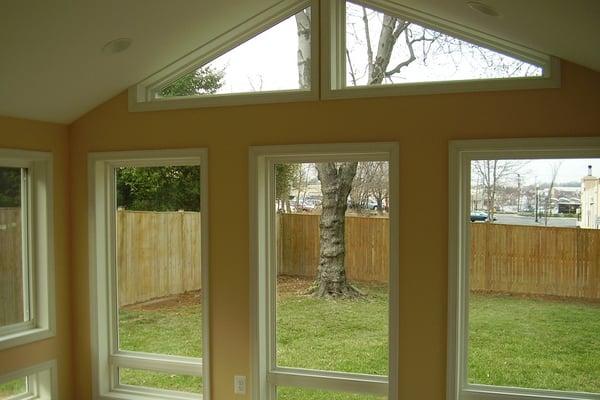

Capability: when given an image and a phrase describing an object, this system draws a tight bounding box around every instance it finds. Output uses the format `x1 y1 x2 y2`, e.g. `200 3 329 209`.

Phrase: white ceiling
0 0 598 124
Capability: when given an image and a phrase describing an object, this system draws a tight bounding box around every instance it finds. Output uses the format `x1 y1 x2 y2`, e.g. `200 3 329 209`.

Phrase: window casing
0 360 58 400
130 0 559 112
447 137 600 400
89 149 209 400
0 149 54 351
250 143 399 399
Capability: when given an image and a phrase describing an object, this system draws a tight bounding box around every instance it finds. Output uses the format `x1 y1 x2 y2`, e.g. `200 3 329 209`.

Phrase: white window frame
321 0 560 101
129 0 319 113
250 142 399 399
0 360 58 400
447 137 600 400
129 0 559 113
88 149 210 400
0 149 55 351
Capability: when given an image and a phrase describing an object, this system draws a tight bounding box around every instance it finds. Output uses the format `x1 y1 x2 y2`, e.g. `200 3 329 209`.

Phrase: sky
472 158 600 187
204 11 303 93
174 2 542 96
520 159 600 185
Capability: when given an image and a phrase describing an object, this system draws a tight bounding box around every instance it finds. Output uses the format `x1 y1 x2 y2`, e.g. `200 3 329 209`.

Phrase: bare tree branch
362 7 374 71
346 49 358 86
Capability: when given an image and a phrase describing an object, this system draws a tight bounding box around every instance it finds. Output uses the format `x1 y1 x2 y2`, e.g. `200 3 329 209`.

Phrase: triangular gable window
344 1 542 87
157 7 312 98
131 0 557 111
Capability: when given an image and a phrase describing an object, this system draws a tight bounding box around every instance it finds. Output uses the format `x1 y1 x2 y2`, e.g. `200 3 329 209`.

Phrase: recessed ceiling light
102 38 132 55
466 1 501 17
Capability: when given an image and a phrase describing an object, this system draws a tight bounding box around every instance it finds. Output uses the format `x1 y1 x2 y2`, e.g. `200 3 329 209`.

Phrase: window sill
322 64 561 101
461 386 599 400
128 87 317 113
98 387 201 400
0 326 54 351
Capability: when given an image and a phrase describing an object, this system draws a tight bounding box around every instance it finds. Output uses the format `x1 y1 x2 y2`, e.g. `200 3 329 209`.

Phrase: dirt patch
122 289 202 311
277 275 313 296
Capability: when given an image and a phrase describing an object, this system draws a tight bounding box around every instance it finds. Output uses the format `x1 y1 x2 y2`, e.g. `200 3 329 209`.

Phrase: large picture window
0 149 54 351
448 138 600 400
89 149 209 400
251 143 399 400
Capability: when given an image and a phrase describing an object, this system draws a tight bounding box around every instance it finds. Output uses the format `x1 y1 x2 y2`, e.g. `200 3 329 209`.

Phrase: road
492 213 578 228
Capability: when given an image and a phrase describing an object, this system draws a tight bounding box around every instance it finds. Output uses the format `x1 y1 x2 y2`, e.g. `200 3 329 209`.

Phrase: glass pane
119 368 201 394
0 376 27 399
468 158 600 393
116 166 202 358
345 2 542 87
158 7 311 97
275 162 389 375
278 387 386 400
0 167 28 328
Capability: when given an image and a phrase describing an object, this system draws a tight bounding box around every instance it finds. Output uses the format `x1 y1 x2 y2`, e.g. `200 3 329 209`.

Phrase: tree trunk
312 162 361 298
295 10 311 89
369 15 398 84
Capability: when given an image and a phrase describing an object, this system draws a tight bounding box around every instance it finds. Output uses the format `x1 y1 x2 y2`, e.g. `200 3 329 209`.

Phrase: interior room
0 1 599 399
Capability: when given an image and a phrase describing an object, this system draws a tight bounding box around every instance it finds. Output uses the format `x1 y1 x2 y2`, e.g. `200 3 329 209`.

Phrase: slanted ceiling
0 0 598 124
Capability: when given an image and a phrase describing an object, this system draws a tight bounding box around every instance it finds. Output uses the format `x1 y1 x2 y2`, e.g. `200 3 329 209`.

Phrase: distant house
581 166 600 229
557 198 580 214
553 187 581 214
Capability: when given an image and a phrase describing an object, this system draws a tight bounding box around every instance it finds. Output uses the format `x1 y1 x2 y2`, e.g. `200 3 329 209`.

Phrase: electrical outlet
234 375 246 395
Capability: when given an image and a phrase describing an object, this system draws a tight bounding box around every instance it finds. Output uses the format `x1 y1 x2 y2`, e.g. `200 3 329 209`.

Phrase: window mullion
110 353 203 377
20 168 31 323
269 369 388 396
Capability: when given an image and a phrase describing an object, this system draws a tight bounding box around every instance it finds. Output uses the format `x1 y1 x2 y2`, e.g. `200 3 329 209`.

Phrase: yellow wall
1 61 596 399
67 60 600 399
0 116 73 399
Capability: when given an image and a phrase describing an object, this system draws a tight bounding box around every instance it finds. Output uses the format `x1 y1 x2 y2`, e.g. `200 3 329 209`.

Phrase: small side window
0 149 54 350
0 360 57 399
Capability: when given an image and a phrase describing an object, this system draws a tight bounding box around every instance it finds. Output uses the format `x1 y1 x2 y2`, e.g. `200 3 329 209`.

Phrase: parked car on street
470 211 491 222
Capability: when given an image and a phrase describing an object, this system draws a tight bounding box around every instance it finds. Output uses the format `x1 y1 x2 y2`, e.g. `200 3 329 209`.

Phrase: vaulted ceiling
1 0 598 124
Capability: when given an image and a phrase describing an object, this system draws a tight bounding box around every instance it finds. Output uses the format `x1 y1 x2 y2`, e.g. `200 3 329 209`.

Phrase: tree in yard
349 161 389 213
345 4 540 87
158 66 224 97
117 166 201 212
472 160 527 221
0 168 21 207
295 9 311 89
275 164 300 213
310 162 362 298
542 162 561 226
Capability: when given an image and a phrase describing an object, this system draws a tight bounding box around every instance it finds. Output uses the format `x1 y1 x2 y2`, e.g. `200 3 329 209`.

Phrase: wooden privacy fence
279 213 600 300
0 208 24 326
277 213 389 282
116 210 202 306
3 210 600 314
470 223 600 300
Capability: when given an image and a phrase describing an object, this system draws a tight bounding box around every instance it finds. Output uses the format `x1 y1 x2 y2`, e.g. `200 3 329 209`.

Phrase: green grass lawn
468 293 600 393
0 377 26 397
118 281 600 398
119 293 202 393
